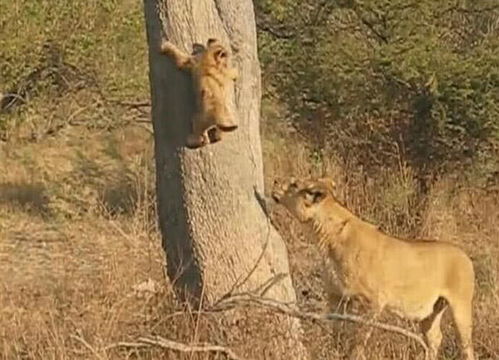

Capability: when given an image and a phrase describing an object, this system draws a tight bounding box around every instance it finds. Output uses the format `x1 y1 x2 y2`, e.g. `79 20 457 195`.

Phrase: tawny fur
272 177 475 360
160 38 238 148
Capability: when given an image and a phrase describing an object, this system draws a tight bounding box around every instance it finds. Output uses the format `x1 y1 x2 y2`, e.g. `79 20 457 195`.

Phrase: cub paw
217 116 238 132
207 127 222 143
186 134 207 149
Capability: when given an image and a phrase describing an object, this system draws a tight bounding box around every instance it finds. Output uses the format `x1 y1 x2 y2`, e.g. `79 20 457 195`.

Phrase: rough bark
143 0 308 358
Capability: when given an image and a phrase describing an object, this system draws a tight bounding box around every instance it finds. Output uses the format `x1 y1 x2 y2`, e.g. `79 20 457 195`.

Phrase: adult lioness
272 177 475 360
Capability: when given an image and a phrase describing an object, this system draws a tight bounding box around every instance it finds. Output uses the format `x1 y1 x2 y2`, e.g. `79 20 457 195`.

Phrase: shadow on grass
71 148 154 218
0 182 50 216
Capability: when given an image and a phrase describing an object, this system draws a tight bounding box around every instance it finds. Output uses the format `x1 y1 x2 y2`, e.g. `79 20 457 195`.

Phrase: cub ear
207 38 219 46
303 187 326 205
192 43 206 56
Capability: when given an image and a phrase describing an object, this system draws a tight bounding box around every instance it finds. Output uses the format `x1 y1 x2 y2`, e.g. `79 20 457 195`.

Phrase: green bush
256 0 499 177
0 0 147 131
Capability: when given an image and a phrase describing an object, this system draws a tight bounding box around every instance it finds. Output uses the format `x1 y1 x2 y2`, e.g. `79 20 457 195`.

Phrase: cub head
206 38 230 68
272 177 336 222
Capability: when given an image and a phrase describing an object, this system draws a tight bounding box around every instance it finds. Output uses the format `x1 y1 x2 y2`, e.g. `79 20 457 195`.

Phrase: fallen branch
108 335 243 360
212 294 429 358
113 99 151 108
108 294 428 359
70 332 105 360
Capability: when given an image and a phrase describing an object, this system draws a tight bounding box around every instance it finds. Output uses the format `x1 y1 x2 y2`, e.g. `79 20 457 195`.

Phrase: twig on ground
211 294 429 358
111 99 151 108
107 335 243 360
110 293 428 359
123 100 150 107
254 272 288 297
70 332 105 360
106 341 149 349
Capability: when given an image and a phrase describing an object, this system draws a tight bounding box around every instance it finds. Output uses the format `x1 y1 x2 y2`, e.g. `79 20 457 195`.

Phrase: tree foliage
256 0 499 179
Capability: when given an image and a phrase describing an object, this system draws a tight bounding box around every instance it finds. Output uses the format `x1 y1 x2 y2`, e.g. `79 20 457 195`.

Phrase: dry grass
1 100 498 360
0 125 166 359
262 114 499 360
1 2 498 359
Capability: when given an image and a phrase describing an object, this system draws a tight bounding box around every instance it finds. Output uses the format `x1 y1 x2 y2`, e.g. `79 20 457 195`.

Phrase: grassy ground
1 1 498 359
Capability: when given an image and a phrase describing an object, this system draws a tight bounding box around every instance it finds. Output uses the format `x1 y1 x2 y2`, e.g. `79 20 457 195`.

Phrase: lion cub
272 177 475 360
160 38 238 148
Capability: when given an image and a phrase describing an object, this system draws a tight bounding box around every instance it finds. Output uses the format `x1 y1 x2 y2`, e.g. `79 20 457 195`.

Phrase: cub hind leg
186 112 210 149
186 112 222 148
212 100 237 132
207 127 222 144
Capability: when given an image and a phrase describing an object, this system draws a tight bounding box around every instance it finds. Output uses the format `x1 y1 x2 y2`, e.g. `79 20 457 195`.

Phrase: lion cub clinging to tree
272 177 475 360
160 38 238 148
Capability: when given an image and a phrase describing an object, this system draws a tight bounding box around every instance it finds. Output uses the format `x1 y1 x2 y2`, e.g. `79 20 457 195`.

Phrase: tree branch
358 15 389 44
254 3 296 40
108 335 244 360
256 20 296 40
211 294 429 359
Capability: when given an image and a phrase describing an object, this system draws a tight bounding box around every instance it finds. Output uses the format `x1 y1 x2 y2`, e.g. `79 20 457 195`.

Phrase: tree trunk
143 0 308 358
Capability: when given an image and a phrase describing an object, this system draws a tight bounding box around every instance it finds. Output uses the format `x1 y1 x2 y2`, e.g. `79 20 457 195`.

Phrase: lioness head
272 177 336 222
206 38 229 68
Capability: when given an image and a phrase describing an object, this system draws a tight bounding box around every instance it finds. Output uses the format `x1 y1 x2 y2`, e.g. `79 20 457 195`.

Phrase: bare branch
212 294 429 358
358 15 389 44
254 3 296 40
70 333 105 360
109 99 151 108
217 214 276 302
256 20 296 40
107 335 244 360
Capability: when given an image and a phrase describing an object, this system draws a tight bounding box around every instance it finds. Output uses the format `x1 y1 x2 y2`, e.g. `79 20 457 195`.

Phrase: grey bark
143 0 309 358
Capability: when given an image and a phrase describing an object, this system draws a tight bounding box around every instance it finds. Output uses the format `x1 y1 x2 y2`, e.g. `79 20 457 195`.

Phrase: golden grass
263 122 499 360
1 112 497 359
1 2 498 358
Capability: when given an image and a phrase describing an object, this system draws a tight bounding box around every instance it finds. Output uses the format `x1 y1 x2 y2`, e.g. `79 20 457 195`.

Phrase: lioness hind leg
448 298 475 360
420 298 447 359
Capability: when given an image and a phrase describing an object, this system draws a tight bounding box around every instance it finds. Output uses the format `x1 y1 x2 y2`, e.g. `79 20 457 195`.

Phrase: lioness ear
317 177 336 192
303 187 326 205
325 178 336 190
